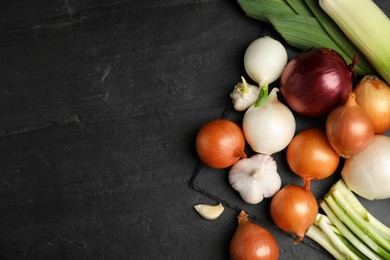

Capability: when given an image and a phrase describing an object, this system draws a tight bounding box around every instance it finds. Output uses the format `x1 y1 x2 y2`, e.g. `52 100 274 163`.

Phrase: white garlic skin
229 154 281 204
230 82 261 111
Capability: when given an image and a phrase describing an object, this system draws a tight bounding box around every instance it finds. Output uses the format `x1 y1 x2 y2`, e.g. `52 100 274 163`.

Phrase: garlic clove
194 202 225 220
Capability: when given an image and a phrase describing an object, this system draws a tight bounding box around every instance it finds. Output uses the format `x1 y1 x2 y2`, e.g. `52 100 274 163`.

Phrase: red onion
280 49 356 117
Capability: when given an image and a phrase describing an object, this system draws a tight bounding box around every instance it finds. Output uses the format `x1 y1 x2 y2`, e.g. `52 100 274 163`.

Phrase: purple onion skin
280 49 354 117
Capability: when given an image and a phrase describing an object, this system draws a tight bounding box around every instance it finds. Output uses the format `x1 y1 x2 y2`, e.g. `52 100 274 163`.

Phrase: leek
320 0 390 84
316 213 360 259
306 224 348 260
304 0 375 75
236 0 295 23
320 201 382 260
236 0 378 76
307 179 390 259
269 14 342 51
285 0 312 16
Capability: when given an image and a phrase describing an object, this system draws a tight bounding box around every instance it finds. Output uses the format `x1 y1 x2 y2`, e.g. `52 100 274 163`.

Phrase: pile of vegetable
193 0 390 259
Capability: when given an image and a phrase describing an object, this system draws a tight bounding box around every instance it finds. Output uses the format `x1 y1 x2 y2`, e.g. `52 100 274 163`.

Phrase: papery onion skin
280 48 354 117
244 36 288 87
230 210 279 260
196 119 247 169
354 75 390 134
326 93 374 158
342 135 390 200
270 185 318 243
243 88 296 155
286 127 340 189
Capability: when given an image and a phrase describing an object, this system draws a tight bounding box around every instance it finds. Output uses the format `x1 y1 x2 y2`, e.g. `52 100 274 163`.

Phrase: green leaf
236 0 295 22
286 0 313 16
304 0 375 75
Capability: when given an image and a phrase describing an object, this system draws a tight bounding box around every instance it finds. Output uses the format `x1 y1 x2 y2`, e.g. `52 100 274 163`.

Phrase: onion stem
254 84 269 107
303 178 311 191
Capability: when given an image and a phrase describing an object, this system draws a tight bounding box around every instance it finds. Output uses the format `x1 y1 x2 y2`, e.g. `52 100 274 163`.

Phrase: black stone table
1 1 389 259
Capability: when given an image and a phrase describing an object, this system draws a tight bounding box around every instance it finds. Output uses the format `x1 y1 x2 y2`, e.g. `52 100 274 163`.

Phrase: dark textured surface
0 0 389 259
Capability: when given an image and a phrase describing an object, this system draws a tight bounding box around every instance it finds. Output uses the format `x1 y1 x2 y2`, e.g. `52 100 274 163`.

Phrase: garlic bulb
230 77 261 111
243 87 296 155
229 154 281 204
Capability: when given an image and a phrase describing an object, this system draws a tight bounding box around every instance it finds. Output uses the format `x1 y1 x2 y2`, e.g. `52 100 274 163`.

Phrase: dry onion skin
286 127 340 190
354 75 390 134
230 210 279 260
342 135 390 200
280 48 354 117
270 185 318 243
326 93 374 158
196 119 247 169
243 88 296 155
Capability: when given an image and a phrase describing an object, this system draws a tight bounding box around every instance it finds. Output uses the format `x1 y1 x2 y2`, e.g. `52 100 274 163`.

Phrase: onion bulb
354 75 390 134
243 88 296 155
196 119 246 169
286 127 340 190
326 93 374 158
342 135 390 200
230 210 279 260
280 48 355 117
270 185 318 243
244 36 288 87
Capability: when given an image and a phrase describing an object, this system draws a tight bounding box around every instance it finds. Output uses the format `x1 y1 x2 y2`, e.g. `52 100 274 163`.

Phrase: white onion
243 88 296 155
244 36 288 87
342 135 390 200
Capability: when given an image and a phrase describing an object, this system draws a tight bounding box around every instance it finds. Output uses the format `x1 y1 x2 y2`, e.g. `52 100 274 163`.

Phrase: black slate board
190 24 390 252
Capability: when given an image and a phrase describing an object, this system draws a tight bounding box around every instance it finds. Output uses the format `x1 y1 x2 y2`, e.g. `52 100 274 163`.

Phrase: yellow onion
326 93 374 158
354 75 390 134
230 210 279 260
286 127 340 190
196 119 247 169
270 185 318 243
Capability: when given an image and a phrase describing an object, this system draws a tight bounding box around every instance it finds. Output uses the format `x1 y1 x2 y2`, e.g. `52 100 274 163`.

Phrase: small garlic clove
194 202 224 220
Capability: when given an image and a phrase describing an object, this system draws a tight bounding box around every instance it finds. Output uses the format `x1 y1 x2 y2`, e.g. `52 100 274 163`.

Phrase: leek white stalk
243 88 296 155
319 0 390 84
308 179 390 259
